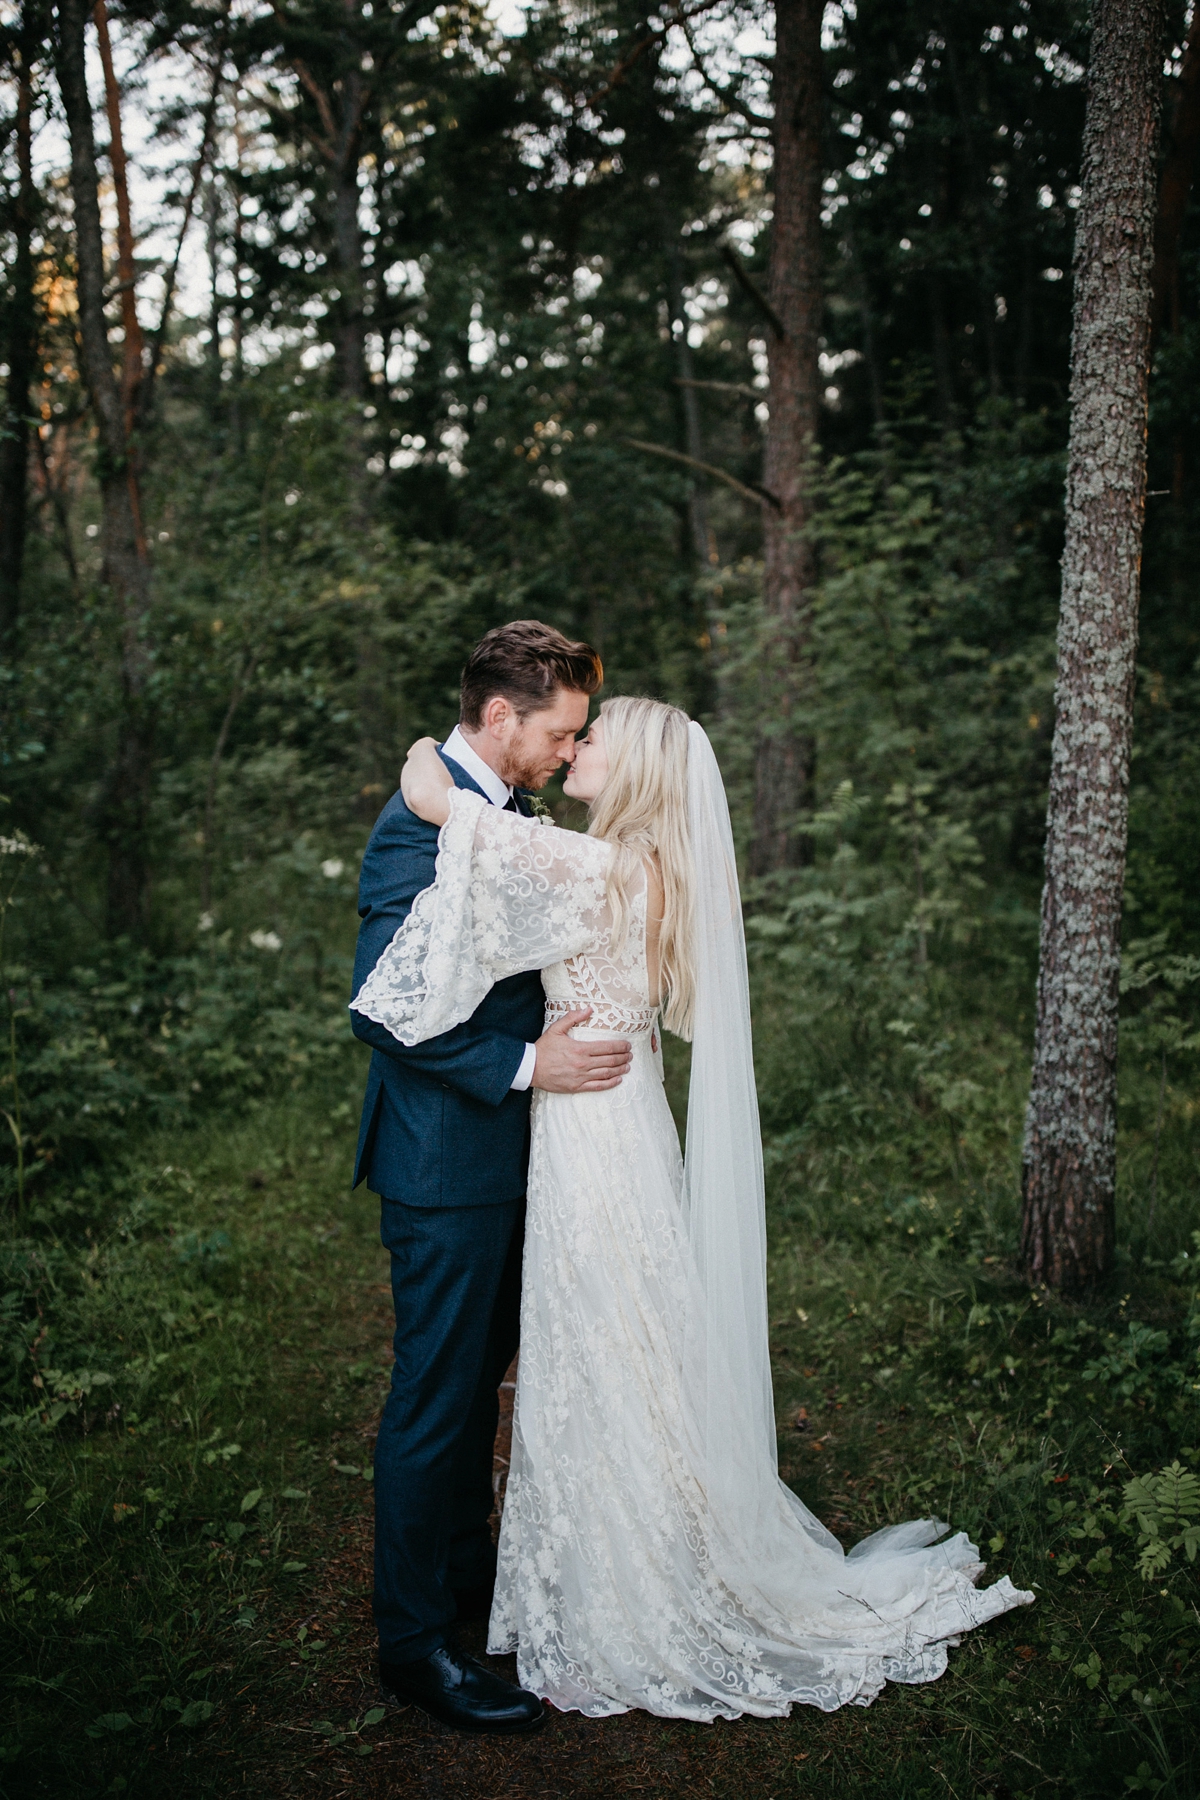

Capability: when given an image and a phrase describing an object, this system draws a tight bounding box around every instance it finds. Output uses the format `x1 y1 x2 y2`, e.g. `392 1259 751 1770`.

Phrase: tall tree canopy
2 0 1200 1273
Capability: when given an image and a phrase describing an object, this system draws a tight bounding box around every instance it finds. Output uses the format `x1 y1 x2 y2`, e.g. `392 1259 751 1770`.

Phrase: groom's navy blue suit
351 753 544 1663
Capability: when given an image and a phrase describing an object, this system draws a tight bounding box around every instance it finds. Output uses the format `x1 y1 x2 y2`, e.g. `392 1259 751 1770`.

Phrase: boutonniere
526 794 553 824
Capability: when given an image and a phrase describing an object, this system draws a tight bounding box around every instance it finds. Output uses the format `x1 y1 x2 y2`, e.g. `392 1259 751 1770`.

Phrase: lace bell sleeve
350 788 612 1046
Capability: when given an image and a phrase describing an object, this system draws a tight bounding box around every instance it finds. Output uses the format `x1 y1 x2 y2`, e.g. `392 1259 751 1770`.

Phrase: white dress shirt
441 726 538 1092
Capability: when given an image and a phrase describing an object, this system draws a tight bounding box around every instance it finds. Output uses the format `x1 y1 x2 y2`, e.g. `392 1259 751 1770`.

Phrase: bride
351 696 1032 1721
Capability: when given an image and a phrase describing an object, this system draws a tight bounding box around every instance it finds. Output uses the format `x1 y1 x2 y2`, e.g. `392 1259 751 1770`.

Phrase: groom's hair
459 620 603 728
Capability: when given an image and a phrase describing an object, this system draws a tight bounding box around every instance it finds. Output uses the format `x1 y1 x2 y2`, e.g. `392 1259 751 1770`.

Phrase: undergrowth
0 1065 387 1796
1 940 1198 1795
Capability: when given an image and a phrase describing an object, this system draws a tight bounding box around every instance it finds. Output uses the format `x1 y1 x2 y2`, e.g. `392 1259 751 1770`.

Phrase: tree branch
721 244 784 339
622 436 779 509
288 53 338 156
579 0 725 110
675 376 764 400
140 5 231 424
679 13 772 129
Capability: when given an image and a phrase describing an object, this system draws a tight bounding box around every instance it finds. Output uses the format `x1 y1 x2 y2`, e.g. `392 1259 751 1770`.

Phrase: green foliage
2 3 1200 1792
761 1217 1200 1798
0 1092 387 1793
1122 1463 1200 1579
0 937 351 1204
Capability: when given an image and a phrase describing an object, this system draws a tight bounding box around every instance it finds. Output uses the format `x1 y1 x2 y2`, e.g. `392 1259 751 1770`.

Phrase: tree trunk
230 112 247 450
139 6 228 429
333 68 366 404
666 236 712 567
1014 248 1035 403
288 10 368 402
93 0 145 427
33 424 82 597
750 0 823 877
1020 0 1165 1294
204 176 223 419
1149 9 1200 589
57 0 154 936
928 271 956 427
1149 3 1200 342
844 226 885 434
0 31 36 655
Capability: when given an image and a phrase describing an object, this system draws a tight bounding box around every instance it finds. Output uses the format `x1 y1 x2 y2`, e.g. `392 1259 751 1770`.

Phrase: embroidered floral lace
351 788 1033 1719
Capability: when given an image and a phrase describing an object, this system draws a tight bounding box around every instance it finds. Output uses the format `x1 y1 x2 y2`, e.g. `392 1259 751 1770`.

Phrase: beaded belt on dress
543 996 657 1035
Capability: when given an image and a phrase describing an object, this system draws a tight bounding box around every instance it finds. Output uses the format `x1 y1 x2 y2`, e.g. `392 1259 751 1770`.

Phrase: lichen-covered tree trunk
749 0 823 876
1021 0 1165 1293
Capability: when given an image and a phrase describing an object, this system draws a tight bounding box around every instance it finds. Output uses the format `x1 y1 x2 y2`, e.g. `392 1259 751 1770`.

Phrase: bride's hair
586 696 696 1040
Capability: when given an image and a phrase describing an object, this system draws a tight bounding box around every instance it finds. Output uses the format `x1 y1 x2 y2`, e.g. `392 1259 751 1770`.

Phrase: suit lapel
437 747 490 802
438 745 529 814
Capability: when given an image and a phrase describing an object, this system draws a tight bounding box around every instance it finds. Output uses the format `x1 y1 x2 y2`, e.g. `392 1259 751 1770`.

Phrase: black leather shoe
451 1577 495 1623
378 1643 545 1734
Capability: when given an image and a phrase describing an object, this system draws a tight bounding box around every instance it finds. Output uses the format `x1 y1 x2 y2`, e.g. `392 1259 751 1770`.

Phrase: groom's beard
497 742 562 791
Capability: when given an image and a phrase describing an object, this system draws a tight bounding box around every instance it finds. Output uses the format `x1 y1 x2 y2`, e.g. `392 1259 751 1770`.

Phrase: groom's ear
479 695 517 740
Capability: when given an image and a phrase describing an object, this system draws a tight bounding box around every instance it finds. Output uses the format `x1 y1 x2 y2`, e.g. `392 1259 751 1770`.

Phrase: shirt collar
441 725 513 809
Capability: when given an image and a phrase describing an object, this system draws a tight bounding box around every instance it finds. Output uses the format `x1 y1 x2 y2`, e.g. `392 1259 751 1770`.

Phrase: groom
350 619 629 1734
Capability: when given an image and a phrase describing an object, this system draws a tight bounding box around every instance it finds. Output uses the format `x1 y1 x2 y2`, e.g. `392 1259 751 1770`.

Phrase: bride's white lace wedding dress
352 780 1033 1721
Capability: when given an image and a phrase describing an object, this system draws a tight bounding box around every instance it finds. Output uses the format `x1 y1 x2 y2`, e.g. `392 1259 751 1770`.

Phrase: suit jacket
350 753 545 1206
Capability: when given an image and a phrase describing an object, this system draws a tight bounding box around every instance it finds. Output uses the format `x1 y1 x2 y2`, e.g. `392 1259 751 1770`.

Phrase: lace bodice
543 883 656 1037
350 791 654 1047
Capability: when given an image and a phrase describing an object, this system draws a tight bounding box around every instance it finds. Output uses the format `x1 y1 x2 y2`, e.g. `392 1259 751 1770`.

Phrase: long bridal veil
681 722 841 1570
678 722 1031 1670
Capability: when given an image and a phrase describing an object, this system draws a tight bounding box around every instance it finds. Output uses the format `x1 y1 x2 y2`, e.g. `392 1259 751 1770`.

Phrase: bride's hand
401 738 454 826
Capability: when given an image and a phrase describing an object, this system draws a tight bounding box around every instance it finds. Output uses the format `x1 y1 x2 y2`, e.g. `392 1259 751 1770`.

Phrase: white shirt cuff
510 1042 537 1092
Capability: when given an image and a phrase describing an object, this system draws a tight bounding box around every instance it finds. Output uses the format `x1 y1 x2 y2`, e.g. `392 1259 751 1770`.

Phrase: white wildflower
0 833 38 857
197 911 214 932
249 929 282 952
320 858 344 879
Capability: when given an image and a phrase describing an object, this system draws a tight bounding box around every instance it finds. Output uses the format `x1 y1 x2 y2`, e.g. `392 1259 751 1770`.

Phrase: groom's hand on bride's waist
532 1008 632 1092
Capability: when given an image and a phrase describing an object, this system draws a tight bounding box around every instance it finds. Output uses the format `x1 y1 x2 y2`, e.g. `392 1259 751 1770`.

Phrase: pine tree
1021 0 1166 1292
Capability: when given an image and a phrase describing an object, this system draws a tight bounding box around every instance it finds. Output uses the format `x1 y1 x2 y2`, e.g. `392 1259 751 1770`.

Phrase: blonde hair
586 696 696 1040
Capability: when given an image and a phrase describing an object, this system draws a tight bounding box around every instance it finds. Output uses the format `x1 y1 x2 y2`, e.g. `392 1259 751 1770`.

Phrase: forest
2 0 1200 1793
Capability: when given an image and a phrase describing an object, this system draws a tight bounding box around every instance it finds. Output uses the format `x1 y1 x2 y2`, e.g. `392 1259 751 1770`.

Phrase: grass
2 1030 1199 1799
1 1069 390 1797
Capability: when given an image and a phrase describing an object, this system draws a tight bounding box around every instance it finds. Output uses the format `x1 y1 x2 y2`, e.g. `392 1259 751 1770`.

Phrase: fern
1121 1462 1200 1578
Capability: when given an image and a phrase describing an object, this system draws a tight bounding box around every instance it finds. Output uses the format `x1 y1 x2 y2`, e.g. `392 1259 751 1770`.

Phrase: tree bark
93 0 144 428
928 271 956 427
750 0 823 877
275 0 440 402
1020 0 1165 1294
666 235 712 567
0 29 37 655
204 175 224 420
332 62 366 403
201 651 257 911
140 13 228 427
286 14 367 402
32 424 82 597
57 0 154 936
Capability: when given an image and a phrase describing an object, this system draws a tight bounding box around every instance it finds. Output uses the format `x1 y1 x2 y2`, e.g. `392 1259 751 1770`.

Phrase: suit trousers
373 1193 524 1663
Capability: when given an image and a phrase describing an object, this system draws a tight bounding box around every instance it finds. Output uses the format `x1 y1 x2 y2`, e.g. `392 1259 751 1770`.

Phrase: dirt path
248 1490 830 1800
166 1206 1024 1799
225 1296 846 1800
